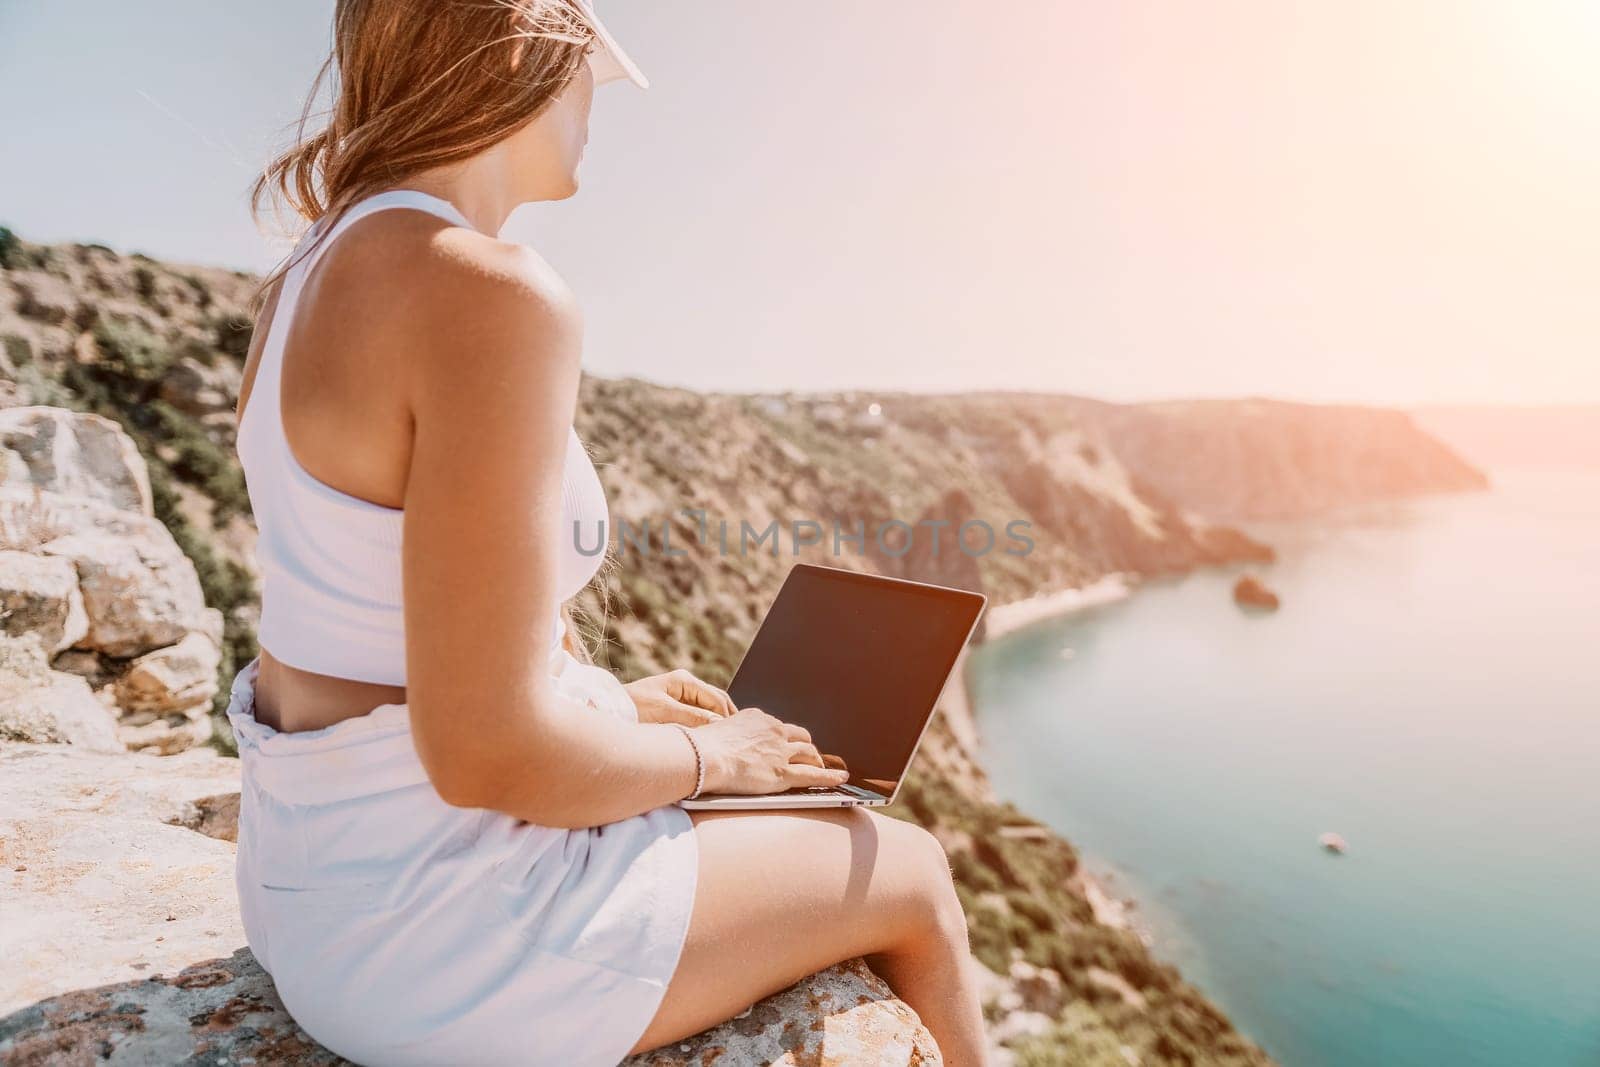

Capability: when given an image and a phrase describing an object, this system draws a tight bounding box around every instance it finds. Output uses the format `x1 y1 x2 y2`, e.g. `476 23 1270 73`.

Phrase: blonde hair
251 0 597 299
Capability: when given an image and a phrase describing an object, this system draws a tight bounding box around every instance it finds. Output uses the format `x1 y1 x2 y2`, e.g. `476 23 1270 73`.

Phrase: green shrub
91 315 174 384
133 264 159 301
0 226 20 269
180 272 214 310
150 402 250 520
2 333 33 368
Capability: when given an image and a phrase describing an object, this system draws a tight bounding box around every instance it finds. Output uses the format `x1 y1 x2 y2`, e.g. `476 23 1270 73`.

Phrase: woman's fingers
782 763 851 789
668 702 720 727
706 684 737 717
786 740 825 768
782 723 812 744
671 670 736 716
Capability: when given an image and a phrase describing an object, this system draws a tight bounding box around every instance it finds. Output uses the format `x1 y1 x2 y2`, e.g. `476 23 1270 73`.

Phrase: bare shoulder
418 223 579 328
322 210 582 396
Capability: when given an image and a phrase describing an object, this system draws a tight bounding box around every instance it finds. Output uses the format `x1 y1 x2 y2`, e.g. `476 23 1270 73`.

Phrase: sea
969 468 1600 1067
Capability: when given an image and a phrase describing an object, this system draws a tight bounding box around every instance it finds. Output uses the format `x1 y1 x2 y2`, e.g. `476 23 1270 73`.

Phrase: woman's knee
880 816 967 944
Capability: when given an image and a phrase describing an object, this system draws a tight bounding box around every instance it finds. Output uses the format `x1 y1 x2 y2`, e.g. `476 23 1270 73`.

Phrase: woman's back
237 190 605 729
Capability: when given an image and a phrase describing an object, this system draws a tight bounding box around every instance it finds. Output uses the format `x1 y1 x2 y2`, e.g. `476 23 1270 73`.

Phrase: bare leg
631 808 985 1065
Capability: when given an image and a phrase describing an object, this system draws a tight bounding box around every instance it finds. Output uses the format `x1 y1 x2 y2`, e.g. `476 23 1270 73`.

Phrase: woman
229 2 984 1064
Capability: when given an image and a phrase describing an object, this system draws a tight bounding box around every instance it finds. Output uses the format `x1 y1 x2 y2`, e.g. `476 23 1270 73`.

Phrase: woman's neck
400 149 521 236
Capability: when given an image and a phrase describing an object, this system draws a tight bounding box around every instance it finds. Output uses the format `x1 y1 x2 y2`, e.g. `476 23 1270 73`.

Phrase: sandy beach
983 573 1135 641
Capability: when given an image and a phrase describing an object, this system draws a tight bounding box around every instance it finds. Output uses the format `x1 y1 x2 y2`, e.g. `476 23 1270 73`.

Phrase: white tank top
238 189 608 686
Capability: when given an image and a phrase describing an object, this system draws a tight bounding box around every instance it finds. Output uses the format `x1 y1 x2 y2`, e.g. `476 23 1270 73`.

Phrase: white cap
582 2 648 89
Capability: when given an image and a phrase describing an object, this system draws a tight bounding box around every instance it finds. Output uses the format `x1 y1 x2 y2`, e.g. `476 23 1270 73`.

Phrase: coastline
963 574 1150 946
964 580 1148 947
982 572 1135 642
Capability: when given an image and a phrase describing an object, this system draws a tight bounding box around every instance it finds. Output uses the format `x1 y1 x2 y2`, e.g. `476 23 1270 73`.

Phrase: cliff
1038 394 1488 521
0 227 1476 1063
1413 404 1600 472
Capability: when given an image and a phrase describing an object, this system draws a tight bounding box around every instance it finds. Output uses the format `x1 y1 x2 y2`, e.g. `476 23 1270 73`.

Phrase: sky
2 1 1597 405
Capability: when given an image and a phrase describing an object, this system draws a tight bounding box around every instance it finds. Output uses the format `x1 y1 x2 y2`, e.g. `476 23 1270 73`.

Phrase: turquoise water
969 470 1600 1067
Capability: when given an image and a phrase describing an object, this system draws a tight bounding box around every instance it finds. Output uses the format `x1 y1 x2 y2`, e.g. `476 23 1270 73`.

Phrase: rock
41 526 208 658
196 605 226 648
0 744 251 1026
624 959 941 1066
1007 960 1069 1017
0 634 121 751
0 478 216 748
115 631 221 715
159 355 241 417
169 791 241 844
1232 574 1281 611
0 406 153 516
8 270 85 327
0 947 346 1067
117 707 214 756
0 744 942 1067
48 648 109 687
110 630 220 755
0 487 90 551
0 548 88 652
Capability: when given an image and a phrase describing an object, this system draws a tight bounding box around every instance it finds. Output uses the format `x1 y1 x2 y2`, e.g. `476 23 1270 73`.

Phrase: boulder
115 631 222 715
41 526 208 658
0 548 88 652
0 406 153 516
108 629 221 755
0 634 121 751
115 706 215 756
627 960 941 1066
0 478 216 749
159 355 241 417
0 744 943 1067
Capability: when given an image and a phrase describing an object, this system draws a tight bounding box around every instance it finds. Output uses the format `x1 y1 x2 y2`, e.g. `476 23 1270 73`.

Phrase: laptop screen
727 565 987 798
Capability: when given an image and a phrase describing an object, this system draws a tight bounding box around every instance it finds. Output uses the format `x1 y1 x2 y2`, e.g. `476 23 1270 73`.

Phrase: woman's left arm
625 669 737 726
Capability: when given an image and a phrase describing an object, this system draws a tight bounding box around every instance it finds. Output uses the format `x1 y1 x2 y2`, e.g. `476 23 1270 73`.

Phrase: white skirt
226 651 698 1066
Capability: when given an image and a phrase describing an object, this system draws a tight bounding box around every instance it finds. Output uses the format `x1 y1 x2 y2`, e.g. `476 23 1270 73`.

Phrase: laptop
680 563 987 811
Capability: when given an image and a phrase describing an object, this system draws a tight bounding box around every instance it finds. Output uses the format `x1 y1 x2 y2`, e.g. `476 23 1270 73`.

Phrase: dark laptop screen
727 565 986 797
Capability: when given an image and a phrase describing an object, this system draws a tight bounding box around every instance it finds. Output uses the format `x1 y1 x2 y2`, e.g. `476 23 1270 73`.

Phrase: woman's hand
692 709 851 795
624 668 737 726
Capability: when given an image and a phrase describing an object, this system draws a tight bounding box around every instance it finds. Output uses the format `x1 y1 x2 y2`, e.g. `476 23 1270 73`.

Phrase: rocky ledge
1 407 222 755
0 743 941 1066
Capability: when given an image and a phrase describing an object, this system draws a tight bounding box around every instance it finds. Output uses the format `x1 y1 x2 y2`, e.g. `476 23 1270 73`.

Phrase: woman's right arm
398 232 844 829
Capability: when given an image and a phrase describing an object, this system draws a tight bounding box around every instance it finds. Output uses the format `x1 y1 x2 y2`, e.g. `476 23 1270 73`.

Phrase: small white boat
1319 832 1348 854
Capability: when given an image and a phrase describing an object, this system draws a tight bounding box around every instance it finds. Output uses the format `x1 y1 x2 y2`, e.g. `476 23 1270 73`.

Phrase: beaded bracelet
671 724 706 800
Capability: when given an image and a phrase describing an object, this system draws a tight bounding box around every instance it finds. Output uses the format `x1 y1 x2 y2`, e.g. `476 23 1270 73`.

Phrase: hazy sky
2 1 1597 404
